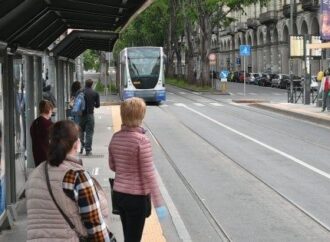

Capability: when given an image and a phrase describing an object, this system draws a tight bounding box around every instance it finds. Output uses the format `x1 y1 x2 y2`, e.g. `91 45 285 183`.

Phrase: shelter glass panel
0 62 5 217
13 58 26 197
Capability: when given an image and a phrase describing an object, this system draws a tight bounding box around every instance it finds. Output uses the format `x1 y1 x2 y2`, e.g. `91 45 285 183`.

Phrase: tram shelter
0 0 153 230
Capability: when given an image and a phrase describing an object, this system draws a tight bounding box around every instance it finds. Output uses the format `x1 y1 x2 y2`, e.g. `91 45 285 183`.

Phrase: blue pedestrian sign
220 70 229 79
240 45 251 56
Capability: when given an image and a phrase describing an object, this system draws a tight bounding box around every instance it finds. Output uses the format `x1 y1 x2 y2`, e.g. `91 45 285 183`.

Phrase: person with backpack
80 79 100 156
70 81 85 124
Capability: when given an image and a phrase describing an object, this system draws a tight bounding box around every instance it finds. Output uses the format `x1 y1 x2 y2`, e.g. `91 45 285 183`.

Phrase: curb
100 101 121 106
232 99 269 104
251 103 330 127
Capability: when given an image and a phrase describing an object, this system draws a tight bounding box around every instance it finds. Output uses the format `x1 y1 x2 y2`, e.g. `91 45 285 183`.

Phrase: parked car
258 73 275 86
271 74 290 88
300 76 319 92
247 73 262 84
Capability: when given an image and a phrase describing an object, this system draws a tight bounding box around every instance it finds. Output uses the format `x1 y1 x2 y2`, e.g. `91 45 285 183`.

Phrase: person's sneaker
80 148 84 154
86 151 92 156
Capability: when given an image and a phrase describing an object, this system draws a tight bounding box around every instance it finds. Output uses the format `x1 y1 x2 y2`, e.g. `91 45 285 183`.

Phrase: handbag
45 162 116 242
109 178 120 215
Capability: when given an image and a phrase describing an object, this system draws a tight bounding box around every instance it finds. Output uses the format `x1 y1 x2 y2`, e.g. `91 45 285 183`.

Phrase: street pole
244 55 246 96
289 0 294 103
304 35 311 104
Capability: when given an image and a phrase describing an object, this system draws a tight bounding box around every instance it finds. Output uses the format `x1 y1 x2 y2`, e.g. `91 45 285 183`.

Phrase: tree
182 0 268 85
166 0 185 78
83 49 100 71
113 0 169 61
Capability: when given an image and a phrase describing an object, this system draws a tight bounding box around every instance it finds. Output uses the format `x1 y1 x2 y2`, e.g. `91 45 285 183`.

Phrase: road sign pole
243 56 245 96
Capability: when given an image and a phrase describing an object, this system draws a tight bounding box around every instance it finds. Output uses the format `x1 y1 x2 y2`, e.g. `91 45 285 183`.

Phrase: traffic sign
220 70 229 79
240 45 251 56
208 53 216 61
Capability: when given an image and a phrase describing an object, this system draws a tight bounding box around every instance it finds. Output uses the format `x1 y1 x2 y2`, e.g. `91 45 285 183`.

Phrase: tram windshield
127 48 160 79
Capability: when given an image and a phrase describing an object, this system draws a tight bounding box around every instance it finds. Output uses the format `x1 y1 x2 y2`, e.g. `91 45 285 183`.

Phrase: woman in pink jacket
108 97 166 242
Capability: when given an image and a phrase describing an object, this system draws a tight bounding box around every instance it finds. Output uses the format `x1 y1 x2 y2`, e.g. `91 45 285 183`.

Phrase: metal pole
289 0 294 103
304 35 311 104
24 55 35 169
211 65 214 89
244 55 246 96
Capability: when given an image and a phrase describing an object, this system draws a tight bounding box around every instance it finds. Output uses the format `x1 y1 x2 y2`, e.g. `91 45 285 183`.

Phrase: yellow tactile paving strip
111 105 166 242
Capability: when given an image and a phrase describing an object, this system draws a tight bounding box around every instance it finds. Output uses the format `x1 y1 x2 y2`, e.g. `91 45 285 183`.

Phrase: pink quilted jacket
108 126 163 207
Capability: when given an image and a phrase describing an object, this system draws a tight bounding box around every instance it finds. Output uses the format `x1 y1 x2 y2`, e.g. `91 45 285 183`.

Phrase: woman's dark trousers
113 191 149 242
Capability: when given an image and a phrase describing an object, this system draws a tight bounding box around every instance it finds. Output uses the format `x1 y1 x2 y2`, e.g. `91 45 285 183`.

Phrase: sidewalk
250 102 330 127
0 103 167 242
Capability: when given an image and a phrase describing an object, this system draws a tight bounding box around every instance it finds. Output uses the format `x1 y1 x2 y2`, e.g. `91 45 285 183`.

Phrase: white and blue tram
118 47 166 102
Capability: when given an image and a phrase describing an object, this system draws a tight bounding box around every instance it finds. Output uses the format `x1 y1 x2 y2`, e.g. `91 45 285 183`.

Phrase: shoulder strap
44 162 85 238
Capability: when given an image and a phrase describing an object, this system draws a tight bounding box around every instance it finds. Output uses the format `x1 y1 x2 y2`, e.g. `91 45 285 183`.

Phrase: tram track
145 95 330 237
166 86 330 153
144 120 232 242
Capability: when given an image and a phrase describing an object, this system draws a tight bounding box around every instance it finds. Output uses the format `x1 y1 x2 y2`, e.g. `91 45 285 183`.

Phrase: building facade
210 0 327 77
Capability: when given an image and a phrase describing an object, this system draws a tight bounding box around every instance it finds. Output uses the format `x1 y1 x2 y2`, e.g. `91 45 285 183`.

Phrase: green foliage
167 78 212 91
94 80 105 92
94 80 118 94
108 84 118 93
113 0 169 61
83 49 100 71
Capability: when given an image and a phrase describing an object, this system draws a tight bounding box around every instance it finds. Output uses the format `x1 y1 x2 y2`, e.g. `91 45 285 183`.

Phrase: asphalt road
145 85 330 241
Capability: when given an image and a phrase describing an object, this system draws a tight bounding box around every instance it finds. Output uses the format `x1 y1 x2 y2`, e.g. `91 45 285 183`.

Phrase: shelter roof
0 0 150 51
51 30 118 59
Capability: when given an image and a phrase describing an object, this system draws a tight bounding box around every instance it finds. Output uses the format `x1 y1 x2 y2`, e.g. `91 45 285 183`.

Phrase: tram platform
1 93 329 242
0 99 173 242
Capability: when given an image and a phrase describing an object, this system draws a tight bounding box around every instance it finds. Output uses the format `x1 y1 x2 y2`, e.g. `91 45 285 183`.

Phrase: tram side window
121 62 127 87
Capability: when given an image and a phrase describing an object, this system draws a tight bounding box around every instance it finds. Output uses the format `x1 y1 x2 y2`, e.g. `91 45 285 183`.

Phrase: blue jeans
79 114 95 152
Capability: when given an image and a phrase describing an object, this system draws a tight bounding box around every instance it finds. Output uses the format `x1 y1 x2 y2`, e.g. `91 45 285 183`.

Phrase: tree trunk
198 11 212 86
99 51 107 85
166 0 180 78
183 0 196 84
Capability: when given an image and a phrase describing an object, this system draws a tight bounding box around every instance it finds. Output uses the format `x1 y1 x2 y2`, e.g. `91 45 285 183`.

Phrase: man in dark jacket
80 79 100 155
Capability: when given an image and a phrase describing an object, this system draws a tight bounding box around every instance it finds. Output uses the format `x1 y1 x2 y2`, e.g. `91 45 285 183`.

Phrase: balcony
301 0 319 11
236 22 248 32
283 4 297 18
246 18 259 29
259 10 278 25
219 29 230 36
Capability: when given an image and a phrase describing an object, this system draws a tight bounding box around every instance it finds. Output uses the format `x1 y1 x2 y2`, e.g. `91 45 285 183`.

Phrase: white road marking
210 103 224 107
161 104 169 107
180 104 330 180
193 103 205 107
236 92 244 95
175 103 186 107
192 92 201 95
179 91 187 95
273 93 284 96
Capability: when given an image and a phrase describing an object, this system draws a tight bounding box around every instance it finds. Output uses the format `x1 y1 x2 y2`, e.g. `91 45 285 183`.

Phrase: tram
118 47 166 102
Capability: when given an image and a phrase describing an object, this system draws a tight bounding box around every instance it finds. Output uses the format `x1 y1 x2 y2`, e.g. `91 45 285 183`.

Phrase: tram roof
50 30 118 59
0 0 152 52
